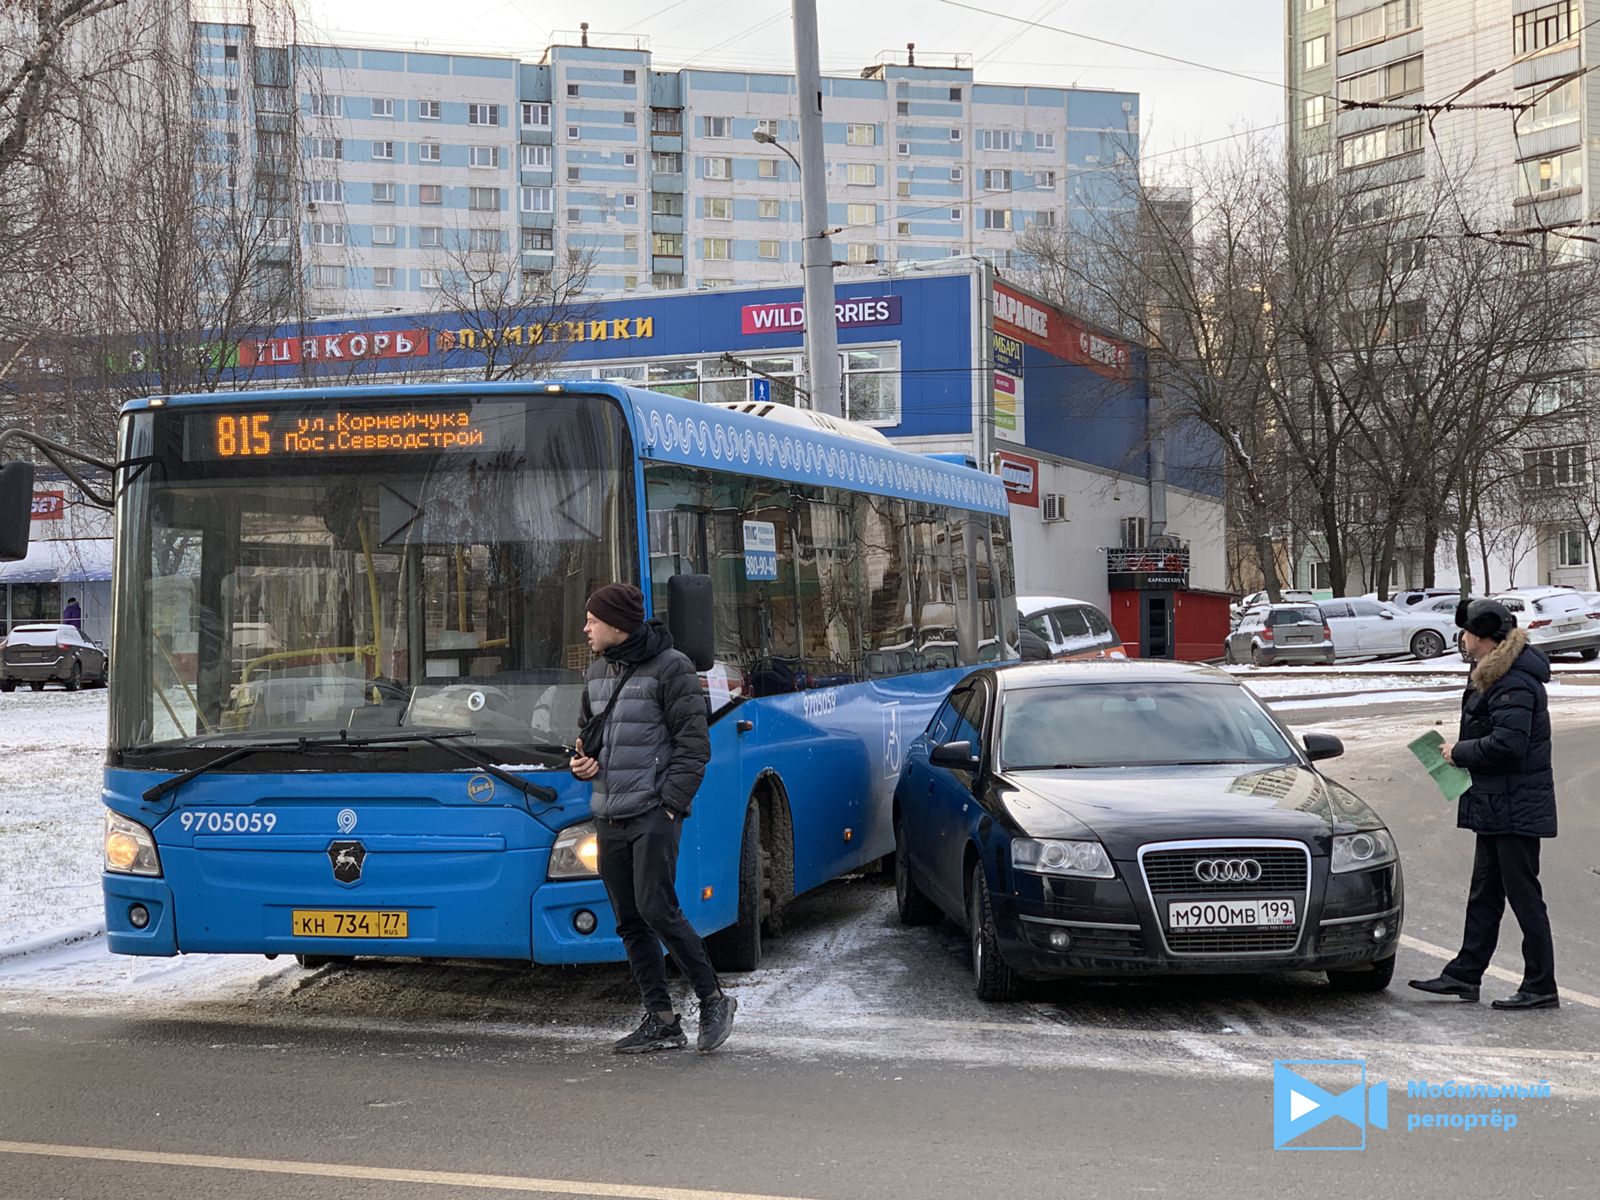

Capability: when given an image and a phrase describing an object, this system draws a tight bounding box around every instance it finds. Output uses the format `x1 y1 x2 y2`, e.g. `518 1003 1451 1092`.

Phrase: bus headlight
104 811 162 876
548 821 600 880
1331 829 1398 874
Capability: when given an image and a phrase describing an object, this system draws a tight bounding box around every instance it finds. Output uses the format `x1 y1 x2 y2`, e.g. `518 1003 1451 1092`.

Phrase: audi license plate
291 909 408 938
1168 899 1296 930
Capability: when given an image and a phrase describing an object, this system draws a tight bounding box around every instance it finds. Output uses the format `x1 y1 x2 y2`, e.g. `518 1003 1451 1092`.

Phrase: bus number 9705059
178 811 278 833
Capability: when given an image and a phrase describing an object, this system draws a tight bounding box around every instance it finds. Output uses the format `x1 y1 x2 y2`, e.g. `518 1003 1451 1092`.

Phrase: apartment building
193 22 1139 312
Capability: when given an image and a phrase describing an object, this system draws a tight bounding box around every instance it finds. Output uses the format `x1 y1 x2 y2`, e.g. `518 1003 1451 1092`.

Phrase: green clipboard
1408 730 1472 802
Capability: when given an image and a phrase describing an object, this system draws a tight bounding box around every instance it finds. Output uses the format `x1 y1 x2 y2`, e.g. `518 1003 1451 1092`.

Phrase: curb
0 924 104 966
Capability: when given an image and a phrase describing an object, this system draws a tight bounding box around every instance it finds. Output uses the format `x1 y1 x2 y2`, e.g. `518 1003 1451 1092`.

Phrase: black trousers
596 806 721 1015
1445 833 1558 995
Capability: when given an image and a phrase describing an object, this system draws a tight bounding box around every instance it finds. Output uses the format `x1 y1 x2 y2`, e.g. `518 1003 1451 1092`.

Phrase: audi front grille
1137 839 1313 958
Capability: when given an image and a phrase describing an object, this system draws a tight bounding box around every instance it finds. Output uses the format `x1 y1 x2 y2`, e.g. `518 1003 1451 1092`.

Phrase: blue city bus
91 382 1015 970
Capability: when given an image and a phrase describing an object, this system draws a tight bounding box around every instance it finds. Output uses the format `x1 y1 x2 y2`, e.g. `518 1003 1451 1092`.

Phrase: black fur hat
1454 598 1516 642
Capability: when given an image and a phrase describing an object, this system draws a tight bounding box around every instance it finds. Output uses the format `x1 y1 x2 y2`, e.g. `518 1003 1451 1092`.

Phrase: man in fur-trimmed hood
1409 598 1561 1010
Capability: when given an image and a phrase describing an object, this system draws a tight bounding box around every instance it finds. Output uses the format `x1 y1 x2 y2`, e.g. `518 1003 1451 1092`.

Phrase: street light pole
788 0 842 418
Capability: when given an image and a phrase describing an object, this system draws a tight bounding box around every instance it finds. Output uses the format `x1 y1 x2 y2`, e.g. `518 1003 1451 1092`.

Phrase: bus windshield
110 393 636 760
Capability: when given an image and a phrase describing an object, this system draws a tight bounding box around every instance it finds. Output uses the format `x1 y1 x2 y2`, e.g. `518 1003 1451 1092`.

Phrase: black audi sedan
891 661 1402 1000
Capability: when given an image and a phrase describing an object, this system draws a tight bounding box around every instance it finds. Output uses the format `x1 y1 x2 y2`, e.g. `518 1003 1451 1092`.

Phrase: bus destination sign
184 402 527 461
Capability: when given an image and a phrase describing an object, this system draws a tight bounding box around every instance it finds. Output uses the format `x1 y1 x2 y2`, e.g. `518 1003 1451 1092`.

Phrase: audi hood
995 764 1386 860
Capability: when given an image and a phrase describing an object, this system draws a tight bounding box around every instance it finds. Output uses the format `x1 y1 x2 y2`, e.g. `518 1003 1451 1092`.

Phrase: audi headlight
1331 829 1397 874
104 810 161 876
547 820 600 880
1011 837 1114 879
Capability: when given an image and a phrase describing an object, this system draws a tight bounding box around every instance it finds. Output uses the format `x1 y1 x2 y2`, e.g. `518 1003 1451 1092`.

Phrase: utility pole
791 0 842 418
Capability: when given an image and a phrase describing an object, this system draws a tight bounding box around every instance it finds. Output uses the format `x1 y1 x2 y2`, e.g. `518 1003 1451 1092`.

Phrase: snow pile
0 689 108 952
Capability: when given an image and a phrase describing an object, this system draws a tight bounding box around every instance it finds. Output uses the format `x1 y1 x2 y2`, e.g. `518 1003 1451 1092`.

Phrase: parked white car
1491 588 1600 659
1017 595 1126 660
1318 597 1453 659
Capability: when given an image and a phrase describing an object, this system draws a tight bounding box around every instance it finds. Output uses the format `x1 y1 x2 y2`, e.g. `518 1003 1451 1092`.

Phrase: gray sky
298 0 1286 163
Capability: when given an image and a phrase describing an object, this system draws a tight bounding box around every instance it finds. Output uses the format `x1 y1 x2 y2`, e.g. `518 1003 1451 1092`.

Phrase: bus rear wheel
706 801 763 973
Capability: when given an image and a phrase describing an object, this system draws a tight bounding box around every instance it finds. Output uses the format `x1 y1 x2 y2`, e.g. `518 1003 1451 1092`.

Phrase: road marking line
1400 934 1600 1009
0 1141 821 1200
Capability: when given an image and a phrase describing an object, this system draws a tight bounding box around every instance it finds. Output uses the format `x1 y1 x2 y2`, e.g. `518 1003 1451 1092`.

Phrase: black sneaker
697 993 738 1053
612 1012 687 1054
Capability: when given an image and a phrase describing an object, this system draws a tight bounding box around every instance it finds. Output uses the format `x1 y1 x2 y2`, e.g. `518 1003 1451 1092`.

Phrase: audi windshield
999 681 1300 770
110 392 636 769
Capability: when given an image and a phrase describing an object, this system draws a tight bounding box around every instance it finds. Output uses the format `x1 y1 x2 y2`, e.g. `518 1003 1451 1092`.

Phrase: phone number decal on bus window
178 811 279 833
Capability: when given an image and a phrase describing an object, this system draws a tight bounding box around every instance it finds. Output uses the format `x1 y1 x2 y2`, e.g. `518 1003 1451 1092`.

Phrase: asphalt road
2 700 1598 1199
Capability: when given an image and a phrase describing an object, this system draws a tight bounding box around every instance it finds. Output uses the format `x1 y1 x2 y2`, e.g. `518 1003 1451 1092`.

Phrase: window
522 144 550 169
567 125 580 140
419 183 442 205
758 158 778 178
842 344 900 423
1558 529 1589 566
567 166 581 183
702 116 731 138
418 99 441 120
522 101 550 128
420 141 441 163
261 216 291 242
847 202 875 225
623 69 637 85
309 138 342 160
420 268 441 290
1515 1 1575 55
950 127 962 141
624 233 638 250
1035 170 1056 189
312 264 343 288
1339 56 1423 103
623 193 637 209
1303 35 1328 69
704 237 732 260
520 185 552 212
982 168 1011 191
951 208 962 220
371 97 394 119
652 109 682 133
1035 131 1058 152
758 198 780 219
419 226 443 247
1524 446 1589 488
897 141 910 156
981 208 1012 230
846 123 876 146
372 223 396 245
980 129 1012 151
469 228 498 252
1339 117 1424 167
470 146 501 168
373 139 395 160
567 83 580 98
468 103 501 126
1026 210 1057 228
653 192 684 216
705 196 733 220
1304 95 1327 129
223 43 238 60
896 220 910 235
1518 78 1581 133
652 151 683 173
371 182 396 204
522 227 553 251
847 163 875 186
255 87 290 114
310 93 342 117
898 101 910 115
951 166 964 181
1338 1 1420 49
758 239 780 259
304 179 344 204
373 266 396 288
755 119 779 138
653 232 683 256
846 242 874 264
623 151 637 166
1518 149 1583 196
703 156 732 179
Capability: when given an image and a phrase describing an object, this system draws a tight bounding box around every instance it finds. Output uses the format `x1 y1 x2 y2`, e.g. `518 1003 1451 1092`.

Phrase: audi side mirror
1303 732 1344 762
930 740 980 770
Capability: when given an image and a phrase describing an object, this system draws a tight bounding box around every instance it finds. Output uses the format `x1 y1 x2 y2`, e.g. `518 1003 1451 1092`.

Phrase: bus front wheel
706 802 763 973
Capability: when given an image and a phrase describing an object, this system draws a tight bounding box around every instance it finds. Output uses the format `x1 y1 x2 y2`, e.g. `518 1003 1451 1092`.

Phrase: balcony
650 132 683 154
651 254 685 275
651 213 684 235
651 173 685 193
1107 546 1190 591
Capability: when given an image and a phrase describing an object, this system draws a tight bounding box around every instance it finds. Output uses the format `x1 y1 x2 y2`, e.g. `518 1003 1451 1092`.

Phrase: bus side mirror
0 461 35 562
667 573 715 671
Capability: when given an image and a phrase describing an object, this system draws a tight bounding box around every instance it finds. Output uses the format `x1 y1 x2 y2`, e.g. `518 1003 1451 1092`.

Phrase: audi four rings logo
1194 858 1263 883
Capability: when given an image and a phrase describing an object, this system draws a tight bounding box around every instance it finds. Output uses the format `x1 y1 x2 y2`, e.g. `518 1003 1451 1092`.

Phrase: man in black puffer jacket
1409 598 1560 1010
570 583 737 1053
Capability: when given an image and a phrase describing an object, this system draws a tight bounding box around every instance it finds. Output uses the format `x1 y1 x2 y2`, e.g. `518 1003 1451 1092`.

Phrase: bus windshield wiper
141 729 558 808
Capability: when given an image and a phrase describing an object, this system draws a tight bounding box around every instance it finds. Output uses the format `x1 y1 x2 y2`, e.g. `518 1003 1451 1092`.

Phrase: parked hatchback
1017 596 1125 661
0 623 108 691
892 662 1403 1000
1224 604 1335 666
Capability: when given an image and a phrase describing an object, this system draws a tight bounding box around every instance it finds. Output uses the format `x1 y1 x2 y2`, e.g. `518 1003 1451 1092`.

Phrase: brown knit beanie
586 583 645 633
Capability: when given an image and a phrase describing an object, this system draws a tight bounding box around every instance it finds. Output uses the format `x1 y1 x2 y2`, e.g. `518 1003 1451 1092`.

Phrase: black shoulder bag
579 662 640 758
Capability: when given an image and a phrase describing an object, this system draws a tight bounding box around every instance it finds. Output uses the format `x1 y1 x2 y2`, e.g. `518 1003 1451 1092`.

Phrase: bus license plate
1168 899 1296 930
292 910 408 938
